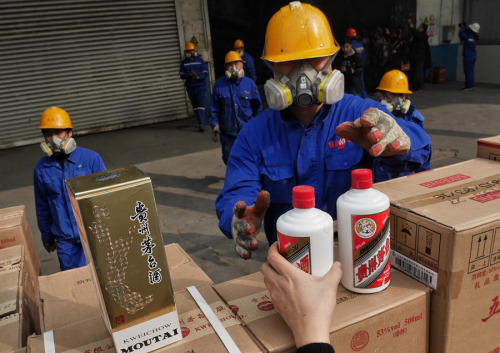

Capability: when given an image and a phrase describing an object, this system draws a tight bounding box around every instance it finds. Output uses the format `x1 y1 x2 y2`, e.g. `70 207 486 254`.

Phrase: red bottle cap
292 185 315 209
351 169 373 189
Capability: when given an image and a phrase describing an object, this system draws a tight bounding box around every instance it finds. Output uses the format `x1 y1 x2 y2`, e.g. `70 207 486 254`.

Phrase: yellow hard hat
185 42 196 51
233 39 244 49
225 51 242 65
262 2 339 62
39 107 73 129
377 70 412 94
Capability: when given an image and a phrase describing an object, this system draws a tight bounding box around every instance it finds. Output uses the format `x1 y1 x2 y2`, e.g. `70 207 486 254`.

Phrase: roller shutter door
0 0 187 149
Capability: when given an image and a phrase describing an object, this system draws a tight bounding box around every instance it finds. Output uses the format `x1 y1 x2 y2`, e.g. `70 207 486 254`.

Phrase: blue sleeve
459 27 466 41
244 54 257 82
198 58 208 80
215 126 263 238
209 82 221 129
92 154 106 173
250 82 262 116
33 165 55 244
179 61 188 80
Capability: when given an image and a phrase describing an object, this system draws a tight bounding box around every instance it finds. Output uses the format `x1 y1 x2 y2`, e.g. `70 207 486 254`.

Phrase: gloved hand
212 124 220 143
335 108 411 157
43 239 56 253
231 190 270 259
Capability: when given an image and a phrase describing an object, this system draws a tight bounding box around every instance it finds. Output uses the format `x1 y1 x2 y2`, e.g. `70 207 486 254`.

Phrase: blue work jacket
34 147 106 244
179 56 208 88
459 27 477 62
209 76 262 137
241 52 257 82
215 94 432 243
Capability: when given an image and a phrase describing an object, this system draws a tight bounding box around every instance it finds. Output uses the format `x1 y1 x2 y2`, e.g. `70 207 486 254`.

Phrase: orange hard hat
377 70 412 94
185 42 196 51
39 107 73 129
262 2 339 62
225 51 243 65
233 39 244 49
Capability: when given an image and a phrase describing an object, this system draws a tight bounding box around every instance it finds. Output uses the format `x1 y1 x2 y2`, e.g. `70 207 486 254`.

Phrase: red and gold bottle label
351 209 390 288
278 232 312 274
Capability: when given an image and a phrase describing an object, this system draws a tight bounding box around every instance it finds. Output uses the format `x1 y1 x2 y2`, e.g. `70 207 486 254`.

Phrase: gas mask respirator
263 57 344 110
185 51 197 59
381 96 411 116
40 135 77 157
225 66 245 80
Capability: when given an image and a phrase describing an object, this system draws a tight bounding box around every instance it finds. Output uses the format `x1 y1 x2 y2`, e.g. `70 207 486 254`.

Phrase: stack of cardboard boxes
2 144 500 352
0 206 42 353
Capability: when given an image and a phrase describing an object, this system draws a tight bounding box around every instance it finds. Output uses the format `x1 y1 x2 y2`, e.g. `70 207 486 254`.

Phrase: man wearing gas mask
179 41 209 132
233 39 258 83
209 51 262 165
373 69 431 181
34 107 106 271
214 2 431 260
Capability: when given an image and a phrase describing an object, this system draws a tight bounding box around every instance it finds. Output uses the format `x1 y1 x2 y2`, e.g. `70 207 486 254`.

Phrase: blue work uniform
209 76 262 164
459 27 478 89
215 94 431 244
373 104 431 181
34 147 106 271
241 52 257 82
179 56 209 126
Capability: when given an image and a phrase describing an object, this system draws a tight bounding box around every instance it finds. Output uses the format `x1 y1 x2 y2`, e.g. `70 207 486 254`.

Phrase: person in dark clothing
333 39 364 96
386 27 411 73
408 19 429 91
370 27 389 93
459 22 480 91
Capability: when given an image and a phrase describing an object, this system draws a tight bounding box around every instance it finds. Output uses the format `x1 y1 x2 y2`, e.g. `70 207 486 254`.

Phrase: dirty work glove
212 124 220 143
335 108 411 157
43 239 56 253
231 190 270 259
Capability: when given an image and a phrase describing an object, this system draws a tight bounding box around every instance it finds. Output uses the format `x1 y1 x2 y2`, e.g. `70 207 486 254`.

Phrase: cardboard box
27 284 262 353
373 158 500 353
477 135 500 161
164 243 214 292
213 269 430 353
27 316 113 353
38 265 101 332
0 246 32 352
66 166 181 353
0 206 40 279
37 244 213 332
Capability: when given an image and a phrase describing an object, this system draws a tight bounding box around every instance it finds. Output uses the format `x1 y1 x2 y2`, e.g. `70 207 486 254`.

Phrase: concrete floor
1 80 499 283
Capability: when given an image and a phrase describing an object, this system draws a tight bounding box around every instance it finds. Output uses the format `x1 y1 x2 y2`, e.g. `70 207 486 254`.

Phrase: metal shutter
0 0 187 149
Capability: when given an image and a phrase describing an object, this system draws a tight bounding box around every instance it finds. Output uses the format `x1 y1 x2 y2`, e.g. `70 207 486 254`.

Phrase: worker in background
459 22 480 91
179 41 209 132
215 2 431 263
345 27 368 98
34 107 106 271
374 69 431 180
233 39 257 82
210 51 262 165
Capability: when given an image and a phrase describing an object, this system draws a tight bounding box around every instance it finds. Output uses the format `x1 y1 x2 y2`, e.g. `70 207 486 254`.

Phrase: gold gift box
66 165 181 353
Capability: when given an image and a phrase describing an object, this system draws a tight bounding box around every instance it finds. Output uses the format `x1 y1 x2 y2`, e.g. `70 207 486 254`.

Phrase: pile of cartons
0 206 41 353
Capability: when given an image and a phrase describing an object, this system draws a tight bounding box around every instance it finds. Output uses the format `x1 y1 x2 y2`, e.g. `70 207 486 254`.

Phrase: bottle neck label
278 232 312 274
350 209 391 289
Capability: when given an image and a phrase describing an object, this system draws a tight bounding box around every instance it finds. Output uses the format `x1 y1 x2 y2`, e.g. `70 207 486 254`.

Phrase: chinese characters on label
131 201 162 285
